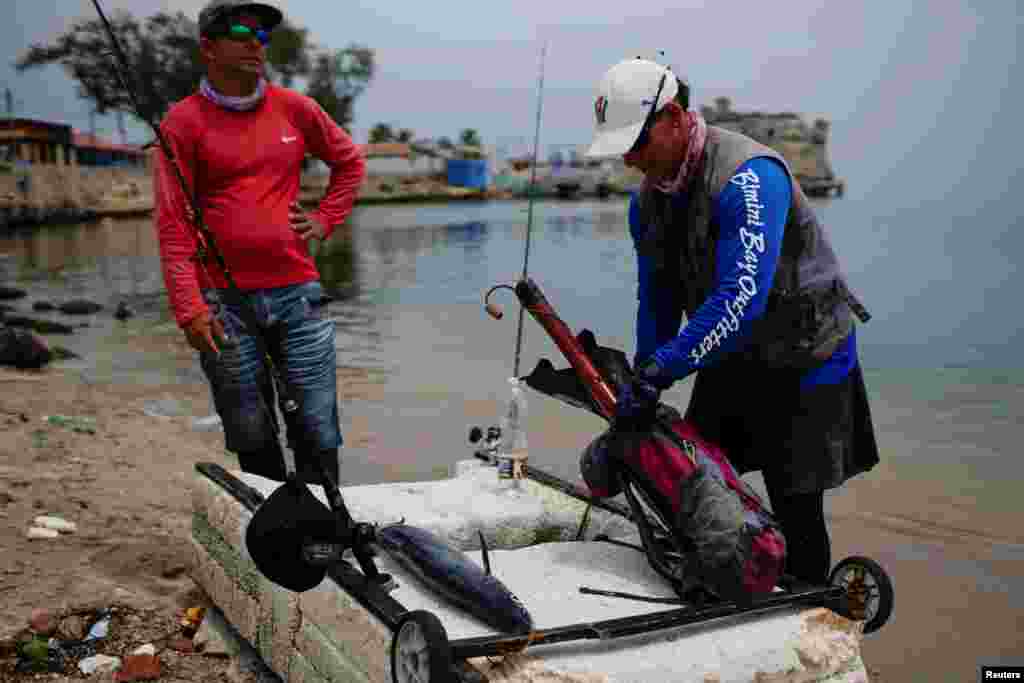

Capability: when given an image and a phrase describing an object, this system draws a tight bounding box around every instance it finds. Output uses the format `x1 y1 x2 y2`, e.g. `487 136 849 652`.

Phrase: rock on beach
33 515 77 533
58 299 104 315
0 286 27 301
0 327 52 368
25 527 60 540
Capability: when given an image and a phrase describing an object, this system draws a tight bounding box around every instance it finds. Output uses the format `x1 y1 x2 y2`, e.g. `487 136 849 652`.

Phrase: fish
375 523 534 635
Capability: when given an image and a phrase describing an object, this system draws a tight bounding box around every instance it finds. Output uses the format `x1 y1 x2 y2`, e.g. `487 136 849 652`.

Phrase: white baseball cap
585 58 678 158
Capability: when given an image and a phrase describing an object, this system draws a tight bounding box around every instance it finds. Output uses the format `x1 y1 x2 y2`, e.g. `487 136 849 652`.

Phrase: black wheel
391 610 454 683
829 556 894 634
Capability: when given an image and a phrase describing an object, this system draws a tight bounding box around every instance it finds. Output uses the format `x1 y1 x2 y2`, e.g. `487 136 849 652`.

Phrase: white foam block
224 469 868 682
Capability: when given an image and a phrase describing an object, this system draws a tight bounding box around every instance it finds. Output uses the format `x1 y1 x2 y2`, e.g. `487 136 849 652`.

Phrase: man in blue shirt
586 58 880 585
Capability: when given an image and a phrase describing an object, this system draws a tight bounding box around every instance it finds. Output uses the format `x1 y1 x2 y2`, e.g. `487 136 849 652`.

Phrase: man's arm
153 118 207 328
643 156 791 382
630 193 683 374
295 97 366 238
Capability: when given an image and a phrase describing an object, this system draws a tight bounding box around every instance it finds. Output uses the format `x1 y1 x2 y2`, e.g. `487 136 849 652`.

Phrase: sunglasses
208 23 272 46
629 71 668 155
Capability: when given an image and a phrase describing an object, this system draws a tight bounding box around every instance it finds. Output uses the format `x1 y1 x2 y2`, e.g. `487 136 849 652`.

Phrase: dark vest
637 126 870 369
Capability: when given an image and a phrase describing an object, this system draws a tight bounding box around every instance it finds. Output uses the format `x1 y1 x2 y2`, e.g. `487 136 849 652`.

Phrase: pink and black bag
581 410 786 600
510 277 785 601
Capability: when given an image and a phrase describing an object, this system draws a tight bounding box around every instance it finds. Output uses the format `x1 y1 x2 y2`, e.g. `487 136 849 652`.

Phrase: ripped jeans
199 280 342 484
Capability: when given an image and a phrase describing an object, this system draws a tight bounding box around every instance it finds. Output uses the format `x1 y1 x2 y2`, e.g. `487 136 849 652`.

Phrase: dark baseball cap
198 1 283 36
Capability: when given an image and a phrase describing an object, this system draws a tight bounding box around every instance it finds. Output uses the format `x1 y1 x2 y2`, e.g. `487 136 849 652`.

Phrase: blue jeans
200 280 342 484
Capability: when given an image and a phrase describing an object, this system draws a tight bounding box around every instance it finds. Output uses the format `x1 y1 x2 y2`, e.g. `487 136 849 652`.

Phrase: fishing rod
89 1 218 291
485 44 548 379
510 42 547 379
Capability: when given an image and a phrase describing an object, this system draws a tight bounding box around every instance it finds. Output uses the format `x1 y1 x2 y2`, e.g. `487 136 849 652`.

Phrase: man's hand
613 375 662 432
289 201 328 241
184 309 228 356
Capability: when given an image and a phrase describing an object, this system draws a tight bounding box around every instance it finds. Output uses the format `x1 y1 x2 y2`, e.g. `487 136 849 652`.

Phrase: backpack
581 408 786 600
523 328 786 600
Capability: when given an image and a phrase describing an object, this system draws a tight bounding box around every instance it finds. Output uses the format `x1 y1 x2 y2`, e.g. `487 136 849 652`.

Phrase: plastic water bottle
496 378 528 491
84 610 112 642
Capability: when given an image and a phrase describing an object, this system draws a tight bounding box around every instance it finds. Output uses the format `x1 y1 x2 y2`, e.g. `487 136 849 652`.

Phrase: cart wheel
829 556 894 634
391 610 454 683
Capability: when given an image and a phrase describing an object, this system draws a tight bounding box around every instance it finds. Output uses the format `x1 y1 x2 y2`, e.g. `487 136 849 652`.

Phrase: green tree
304 45 374 130
15 8 360 125
264 20 311 87
368 122 394 144
15 10 203 120
459 128 481 147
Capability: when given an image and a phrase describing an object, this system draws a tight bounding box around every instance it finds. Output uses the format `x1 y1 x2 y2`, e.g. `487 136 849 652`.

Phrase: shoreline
0 186 634 229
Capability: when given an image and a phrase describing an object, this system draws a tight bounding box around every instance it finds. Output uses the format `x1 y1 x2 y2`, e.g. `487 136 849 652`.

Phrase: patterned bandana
199 76 267 112
652 110 708 194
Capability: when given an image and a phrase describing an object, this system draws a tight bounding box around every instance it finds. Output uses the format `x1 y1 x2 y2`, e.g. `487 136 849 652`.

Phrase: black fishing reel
468 424 502 448
300 522 374 564
247 458 396 594
468 424 503 467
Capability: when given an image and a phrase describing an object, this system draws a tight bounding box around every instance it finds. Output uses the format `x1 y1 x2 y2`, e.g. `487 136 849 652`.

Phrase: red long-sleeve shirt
154 84 366 327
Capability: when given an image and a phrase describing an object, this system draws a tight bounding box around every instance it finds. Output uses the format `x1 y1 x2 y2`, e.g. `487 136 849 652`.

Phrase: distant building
0 117 146 168
0 118 74 165
360 142 446 177
701 100 844 196
72 131 147 168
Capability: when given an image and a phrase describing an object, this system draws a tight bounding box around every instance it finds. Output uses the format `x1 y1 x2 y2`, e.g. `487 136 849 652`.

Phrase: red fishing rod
485 278 617 420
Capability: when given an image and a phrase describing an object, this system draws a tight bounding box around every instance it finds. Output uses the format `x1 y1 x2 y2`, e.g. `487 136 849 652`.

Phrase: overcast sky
2 1 1020 178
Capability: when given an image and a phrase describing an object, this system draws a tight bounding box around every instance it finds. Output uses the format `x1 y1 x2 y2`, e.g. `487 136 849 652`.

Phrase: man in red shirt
154 0 366 485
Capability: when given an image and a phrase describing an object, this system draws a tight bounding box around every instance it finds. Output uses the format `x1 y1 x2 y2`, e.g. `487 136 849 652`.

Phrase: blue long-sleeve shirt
631 156 856 389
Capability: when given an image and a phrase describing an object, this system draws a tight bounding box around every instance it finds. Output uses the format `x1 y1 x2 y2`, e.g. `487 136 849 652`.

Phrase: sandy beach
827 464 1023 680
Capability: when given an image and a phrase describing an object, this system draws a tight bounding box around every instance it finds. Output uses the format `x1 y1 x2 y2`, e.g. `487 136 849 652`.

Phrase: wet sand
828 461 1024 681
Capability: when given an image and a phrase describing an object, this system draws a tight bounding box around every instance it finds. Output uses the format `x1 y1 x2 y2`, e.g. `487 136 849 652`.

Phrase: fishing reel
468 424 503 463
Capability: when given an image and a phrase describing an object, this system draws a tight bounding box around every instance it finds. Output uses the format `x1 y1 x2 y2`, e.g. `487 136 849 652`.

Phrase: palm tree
368 123 394 144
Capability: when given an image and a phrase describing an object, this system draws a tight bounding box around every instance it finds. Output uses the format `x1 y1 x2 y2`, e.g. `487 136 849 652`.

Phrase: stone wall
0 164 153 211
1 161 430 213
